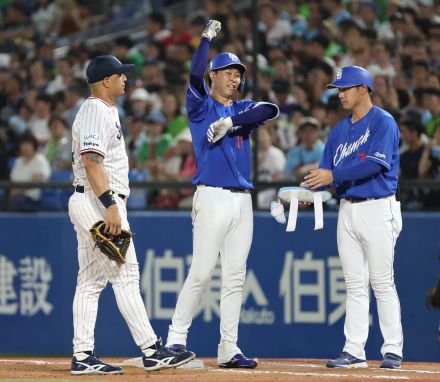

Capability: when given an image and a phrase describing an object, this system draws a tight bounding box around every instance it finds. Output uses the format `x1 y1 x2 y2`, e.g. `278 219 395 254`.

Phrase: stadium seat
127 168 148 210
41 170 74 211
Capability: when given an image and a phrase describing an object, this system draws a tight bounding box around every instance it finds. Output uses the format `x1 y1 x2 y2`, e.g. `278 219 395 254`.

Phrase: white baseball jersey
69 96 157 355
72 96 130 197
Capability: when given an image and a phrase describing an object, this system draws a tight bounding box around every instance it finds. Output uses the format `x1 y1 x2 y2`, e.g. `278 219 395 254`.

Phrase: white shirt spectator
257 127 286 208
28 115 51 144
10 152 51 200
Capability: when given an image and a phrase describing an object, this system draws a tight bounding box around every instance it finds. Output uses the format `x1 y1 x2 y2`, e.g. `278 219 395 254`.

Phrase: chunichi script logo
334 128 371 166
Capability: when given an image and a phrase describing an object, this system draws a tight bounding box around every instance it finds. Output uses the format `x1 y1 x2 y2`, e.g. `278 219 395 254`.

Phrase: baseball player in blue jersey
301 66 403 369
165 20 279 368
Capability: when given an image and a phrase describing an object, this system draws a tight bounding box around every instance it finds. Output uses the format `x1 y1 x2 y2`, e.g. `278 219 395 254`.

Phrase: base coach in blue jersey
165 20 279 368
301 66 403 369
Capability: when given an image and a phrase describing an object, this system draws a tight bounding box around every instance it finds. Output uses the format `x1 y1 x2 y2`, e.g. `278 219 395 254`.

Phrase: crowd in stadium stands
1 0 440 211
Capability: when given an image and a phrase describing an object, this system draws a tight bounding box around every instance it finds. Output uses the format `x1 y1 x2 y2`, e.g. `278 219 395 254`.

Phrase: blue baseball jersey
320 105 400 198
188 85 270 189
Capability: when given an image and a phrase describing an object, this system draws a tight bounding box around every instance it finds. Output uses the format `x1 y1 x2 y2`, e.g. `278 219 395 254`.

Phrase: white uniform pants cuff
217 341 241 364
166 326 188 347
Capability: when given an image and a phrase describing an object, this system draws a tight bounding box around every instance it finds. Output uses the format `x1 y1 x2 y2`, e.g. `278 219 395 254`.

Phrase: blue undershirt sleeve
332 159 383 182
231 104 276 126
189 37 210 97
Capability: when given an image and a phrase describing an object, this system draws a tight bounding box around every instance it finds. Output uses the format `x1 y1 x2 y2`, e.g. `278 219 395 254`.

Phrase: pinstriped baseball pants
68 190 157 354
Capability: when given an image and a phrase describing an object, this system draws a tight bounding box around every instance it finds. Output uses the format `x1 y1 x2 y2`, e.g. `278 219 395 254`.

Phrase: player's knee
344 276 368 294
370 277 396 296
76 280 106 295
221 271 246 290
188 272 212 287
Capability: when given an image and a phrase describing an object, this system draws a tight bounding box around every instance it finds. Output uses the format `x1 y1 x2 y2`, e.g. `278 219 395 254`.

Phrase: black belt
344 196 385 203
222 187 251 194
75 185 126 200
199 184 251 194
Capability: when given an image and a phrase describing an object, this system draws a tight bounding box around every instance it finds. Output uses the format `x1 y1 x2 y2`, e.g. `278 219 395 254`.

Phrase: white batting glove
270 199 286 224
207 117 233 143
202 20 221 40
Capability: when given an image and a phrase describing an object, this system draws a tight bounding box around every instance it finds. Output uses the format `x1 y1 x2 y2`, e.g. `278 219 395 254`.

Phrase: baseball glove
89 220 132 264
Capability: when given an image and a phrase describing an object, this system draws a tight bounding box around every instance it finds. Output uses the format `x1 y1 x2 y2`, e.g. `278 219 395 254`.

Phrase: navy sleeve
231 102 279 126
332 159 382 182
189 37 210 97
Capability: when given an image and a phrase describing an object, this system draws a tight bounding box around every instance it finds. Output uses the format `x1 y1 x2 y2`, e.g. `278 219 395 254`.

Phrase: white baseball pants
167 186 253 363
68 190 157 354
337 196 403 360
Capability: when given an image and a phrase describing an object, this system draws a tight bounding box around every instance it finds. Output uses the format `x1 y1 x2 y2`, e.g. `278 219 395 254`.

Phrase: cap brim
120 64 135 73
211 63 246 73
326 81 368 89
326 80 350 89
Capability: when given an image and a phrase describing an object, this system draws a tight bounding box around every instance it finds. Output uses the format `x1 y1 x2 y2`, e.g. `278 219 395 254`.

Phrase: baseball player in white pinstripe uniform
68 55 194 375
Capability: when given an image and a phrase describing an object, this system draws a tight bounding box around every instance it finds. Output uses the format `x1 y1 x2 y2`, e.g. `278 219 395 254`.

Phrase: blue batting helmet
208 52 246 93
326 66 373 92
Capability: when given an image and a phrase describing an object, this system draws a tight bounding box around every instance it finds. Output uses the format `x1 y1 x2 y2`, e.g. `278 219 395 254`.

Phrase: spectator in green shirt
161 90 188 138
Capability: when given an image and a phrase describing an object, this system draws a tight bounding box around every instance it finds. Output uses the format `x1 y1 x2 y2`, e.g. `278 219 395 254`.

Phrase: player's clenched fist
207 116 233 143
202 19 221 40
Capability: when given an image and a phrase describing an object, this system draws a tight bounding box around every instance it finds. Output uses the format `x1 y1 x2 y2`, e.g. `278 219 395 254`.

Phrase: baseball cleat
218 353 257 368
326 352 368 368
168 343 191 354
71 353 124 375
143 339 195 371
380 353 402 369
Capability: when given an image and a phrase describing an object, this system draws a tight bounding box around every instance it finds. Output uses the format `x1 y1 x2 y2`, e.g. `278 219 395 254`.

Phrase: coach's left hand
300 168 333 190
207 117 233 143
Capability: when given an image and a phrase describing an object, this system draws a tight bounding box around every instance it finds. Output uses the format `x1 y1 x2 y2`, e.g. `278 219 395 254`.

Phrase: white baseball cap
130 88 151 102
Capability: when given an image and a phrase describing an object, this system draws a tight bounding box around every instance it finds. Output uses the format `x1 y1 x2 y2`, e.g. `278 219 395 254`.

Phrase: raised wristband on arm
99 190 117 208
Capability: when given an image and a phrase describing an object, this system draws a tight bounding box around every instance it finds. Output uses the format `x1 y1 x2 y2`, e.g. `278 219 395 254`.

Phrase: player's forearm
85 164 111 196
231 103 278 127
83 154 111 196
189 37 210 95
332 160 382 182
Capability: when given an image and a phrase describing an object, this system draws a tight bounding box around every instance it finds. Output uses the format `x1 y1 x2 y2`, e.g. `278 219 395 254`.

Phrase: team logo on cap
228 53 239 62
336 69 342 79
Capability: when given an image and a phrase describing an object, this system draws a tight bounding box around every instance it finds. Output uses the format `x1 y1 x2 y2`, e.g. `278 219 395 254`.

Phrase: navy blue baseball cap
86 55 135 84
327 66 373 91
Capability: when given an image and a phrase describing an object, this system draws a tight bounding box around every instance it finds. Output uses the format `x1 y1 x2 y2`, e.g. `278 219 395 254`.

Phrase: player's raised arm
189 20 221 97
